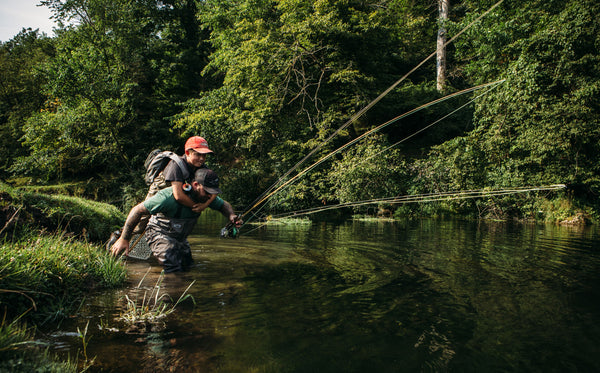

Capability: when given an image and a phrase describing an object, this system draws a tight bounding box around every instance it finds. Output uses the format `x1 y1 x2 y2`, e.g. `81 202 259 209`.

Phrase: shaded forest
1 0 599 221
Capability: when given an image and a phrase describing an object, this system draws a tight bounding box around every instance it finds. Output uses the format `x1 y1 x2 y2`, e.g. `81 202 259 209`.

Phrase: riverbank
0 182 127 372
0 180 594 371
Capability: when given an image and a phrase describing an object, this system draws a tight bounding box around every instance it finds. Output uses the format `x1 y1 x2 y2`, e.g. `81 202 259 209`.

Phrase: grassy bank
1 182 124 242
1 231 126 322
0 182 128 371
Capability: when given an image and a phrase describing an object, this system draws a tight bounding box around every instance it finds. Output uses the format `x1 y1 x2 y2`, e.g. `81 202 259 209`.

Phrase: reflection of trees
243 259 469 372
55 219 599 372
241 219 600 371
404 220 599 371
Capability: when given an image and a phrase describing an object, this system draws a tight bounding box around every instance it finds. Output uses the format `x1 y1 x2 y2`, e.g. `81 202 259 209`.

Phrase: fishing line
240 80 504 227
266 184 566 221
361 82 502 164
239 0 505 222
240 184 566 235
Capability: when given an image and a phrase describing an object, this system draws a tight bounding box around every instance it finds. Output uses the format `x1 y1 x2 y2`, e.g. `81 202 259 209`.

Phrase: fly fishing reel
220 222 239 238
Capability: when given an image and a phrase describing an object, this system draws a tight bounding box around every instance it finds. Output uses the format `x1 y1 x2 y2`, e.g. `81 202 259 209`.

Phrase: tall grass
0 316 77 373
0 231 127 371
0 231 127 322
120 269 195 325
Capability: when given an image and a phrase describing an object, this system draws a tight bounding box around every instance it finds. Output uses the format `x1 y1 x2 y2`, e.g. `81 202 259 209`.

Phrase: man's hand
110 237 130 257
230 214 243 227
111 203 149 257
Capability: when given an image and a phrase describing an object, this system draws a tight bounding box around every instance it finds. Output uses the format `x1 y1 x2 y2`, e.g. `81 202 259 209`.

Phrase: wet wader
145 213 197 273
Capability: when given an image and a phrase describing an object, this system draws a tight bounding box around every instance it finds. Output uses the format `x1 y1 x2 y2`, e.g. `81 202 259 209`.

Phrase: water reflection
50 216 600 372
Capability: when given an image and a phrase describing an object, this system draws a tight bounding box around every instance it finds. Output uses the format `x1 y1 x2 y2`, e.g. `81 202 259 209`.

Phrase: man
111 168 241 272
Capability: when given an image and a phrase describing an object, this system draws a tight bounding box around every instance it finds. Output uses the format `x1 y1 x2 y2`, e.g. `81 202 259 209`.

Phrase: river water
49 214 600 372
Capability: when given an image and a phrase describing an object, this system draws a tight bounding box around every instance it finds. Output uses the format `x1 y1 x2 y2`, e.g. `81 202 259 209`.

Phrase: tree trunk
437 0 449 92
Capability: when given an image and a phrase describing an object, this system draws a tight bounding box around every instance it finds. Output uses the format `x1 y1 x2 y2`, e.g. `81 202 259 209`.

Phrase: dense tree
412 0 600 217
12 0 212 182
0 29 54 179
174 0 436 208
0 0 598 220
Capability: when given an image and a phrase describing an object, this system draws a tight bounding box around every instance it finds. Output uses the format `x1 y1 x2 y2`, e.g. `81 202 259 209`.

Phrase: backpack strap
166 153 191 181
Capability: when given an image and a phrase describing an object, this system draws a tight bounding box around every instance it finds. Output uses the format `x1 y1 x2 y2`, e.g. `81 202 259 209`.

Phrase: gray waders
145 214 197 273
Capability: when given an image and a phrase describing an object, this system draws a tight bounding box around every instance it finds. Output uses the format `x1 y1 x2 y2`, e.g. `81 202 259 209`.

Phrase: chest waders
145 214 198 273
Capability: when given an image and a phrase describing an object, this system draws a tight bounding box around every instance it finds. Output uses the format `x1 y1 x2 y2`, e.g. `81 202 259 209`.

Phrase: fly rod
267 184 567 221
238 0 506 223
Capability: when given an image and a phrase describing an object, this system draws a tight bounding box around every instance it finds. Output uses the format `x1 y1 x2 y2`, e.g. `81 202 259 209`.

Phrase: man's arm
219 200 242 226
110 203 150 256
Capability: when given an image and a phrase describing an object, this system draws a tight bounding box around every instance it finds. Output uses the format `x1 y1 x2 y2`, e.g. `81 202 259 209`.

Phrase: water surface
50 216 600 372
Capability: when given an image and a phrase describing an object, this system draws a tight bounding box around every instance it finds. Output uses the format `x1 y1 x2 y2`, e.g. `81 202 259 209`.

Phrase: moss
0 182 125 242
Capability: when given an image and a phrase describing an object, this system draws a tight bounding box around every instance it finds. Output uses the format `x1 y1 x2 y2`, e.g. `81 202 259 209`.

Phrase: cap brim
204 186 221 194
193 148 213 154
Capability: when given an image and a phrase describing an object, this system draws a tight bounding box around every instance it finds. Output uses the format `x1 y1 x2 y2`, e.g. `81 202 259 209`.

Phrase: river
48 214 600 372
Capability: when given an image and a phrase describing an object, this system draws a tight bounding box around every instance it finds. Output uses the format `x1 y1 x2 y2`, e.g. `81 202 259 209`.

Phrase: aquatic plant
261 217 312 225
119 269 195 326
0 316 76 373
77 320 96 371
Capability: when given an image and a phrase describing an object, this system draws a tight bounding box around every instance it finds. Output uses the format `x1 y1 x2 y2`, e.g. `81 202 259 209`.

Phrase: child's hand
192 194 216 213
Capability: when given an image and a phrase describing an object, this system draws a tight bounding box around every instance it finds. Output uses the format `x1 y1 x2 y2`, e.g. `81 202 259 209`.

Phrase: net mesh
127 233 152 260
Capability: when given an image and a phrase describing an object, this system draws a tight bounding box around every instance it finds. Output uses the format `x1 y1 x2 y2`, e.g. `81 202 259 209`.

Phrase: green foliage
327 134 409 207
409 0 600 219
266 173 329 214
0 29 54 178
174 0 434 208
0 232 126 323
10 0 214 183
1 182 124 242
216 158 276 209
412 136 487 193
1 0 600 221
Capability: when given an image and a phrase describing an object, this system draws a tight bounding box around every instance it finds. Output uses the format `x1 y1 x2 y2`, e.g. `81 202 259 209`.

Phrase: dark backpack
144 149 190 185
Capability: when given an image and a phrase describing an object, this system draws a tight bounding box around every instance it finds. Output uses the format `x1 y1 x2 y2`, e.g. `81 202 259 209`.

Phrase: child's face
186 149 207 168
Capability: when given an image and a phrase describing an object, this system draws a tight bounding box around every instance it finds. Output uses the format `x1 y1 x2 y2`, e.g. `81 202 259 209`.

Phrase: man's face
185 149 207 168
192 182 213 202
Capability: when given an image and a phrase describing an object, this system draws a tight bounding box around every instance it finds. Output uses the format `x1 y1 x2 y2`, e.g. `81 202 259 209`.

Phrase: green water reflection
52 217 600 372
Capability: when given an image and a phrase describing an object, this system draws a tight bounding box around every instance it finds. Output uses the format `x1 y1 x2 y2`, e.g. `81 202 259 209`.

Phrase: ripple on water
44 219 600 372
